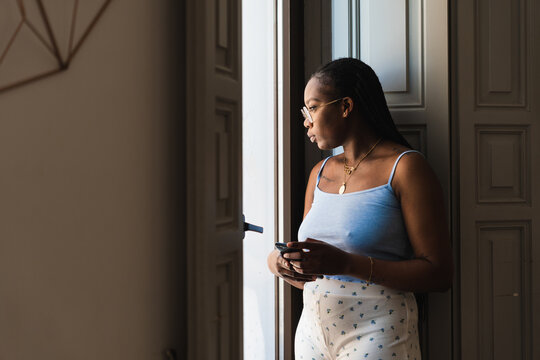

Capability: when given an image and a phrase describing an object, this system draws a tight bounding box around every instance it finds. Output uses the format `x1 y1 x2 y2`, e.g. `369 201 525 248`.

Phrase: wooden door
304 1 452 359
454 0 540 358
185 0 245 358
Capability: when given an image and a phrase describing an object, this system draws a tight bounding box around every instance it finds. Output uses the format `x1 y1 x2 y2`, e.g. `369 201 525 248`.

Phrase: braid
311 58 411 148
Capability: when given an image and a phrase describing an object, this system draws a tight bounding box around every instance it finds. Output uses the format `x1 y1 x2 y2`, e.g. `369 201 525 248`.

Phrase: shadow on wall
0 0 112 93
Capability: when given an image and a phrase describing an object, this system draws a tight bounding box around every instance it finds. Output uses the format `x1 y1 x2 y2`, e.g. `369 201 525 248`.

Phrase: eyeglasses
301 98 344 124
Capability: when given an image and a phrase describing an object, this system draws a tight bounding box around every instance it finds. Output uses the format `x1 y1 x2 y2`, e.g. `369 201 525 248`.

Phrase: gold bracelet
366 256 374 286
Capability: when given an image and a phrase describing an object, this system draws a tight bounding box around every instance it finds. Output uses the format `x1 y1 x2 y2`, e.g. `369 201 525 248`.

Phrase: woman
267 58 453 360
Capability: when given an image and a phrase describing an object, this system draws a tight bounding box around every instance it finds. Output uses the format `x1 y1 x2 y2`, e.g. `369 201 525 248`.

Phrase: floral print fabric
295 277 421 360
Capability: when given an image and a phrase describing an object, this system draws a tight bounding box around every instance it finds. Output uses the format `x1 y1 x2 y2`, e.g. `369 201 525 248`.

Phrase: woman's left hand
282 238 352 276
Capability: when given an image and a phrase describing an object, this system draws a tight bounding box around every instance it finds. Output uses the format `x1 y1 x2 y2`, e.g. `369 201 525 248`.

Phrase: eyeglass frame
301 97 345 124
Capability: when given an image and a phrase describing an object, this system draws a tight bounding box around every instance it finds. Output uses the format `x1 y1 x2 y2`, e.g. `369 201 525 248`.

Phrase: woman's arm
287 153 454 293
267 249 315 290
266 159 325 290
380 151 454 291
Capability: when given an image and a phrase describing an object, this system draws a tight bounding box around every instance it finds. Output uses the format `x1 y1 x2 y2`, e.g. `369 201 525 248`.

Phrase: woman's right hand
267 249 317 289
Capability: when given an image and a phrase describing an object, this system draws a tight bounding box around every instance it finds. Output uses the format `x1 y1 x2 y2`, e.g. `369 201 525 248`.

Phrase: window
242 1 277 359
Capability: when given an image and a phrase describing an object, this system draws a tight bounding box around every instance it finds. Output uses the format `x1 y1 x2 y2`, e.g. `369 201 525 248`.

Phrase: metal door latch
243 214 263 235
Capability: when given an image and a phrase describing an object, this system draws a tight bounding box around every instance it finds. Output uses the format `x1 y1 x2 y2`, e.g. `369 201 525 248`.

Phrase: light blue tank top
297 150 422 282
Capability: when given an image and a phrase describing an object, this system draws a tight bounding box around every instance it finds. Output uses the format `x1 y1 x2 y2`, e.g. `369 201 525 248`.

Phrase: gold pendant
339 184 346 194
344 166 354 175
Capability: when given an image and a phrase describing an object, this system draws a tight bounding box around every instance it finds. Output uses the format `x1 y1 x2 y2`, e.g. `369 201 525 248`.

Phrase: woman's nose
303 118 312 128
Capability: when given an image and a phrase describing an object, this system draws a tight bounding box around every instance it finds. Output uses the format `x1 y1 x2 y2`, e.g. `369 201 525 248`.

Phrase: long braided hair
311 58 411 148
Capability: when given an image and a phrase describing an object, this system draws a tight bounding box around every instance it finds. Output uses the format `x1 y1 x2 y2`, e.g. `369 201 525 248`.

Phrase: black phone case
275 242 301 253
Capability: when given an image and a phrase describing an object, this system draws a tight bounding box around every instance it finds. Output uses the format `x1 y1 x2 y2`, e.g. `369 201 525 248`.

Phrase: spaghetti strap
387 150 424 185
316 156 334 186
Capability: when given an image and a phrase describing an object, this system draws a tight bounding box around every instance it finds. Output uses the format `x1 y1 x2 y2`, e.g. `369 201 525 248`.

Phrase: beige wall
0 1 184 358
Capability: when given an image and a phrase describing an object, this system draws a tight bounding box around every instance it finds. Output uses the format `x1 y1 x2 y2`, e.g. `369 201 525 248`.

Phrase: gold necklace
339 138 383 195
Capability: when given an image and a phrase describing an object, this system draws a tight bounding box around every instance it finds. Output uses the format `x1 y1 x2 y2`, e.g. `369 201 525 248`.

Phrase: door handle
243 214 263 235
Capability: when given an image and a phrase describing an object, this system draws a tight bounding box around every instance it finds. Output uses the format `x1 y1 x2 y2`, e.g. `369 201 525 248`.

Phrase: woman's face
303 77 348 150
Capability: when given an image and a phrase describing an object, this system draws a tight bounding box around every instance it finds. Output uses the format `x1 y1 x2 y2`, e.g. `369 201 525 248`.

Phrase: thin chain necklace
339 137 383 195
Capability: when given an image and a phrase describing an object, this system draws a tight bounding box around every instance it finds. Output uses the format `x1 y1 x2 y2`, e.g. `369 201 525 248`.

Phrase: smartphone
275 242 301 254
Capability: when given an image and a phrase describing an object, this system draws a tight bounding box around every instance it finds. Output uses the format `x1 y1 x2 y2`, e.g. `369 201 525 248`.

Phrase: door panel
455 0 539 358
186 0 244 358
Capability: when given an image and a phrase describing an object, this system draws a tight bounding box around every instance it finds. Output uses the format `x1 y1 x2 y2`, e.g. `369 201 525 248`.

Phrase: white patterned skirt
295 277 421 360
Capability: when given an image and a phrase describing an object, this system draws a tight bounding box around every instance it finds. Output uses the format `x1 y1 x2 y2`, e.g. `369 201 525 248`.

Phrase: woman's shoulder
306 156 331 185
386 145 439 199
371 141 422 167
379 141 418 158
310 156 329 174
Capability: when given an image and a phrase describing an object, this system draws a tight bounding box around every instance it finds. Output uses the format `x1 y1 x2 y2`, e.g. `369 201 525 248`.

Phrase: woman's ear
342 97 354 118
